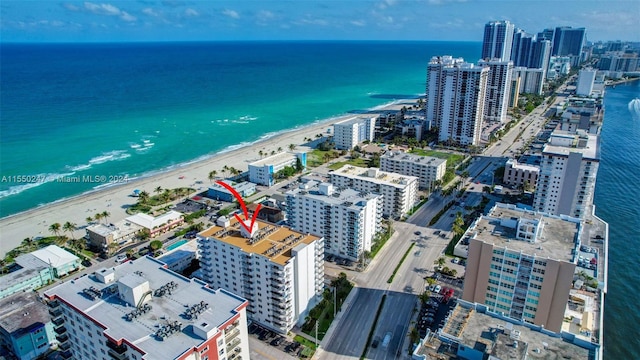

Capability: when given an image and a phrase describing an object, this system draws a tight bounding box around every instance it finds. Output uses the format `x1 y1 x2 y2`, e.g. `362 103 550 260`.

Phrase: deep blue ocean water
0 41 638 356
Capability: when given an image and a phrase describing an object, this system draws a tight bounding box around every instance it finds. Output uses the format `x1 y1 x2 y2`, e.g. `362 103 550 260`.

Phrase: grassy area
328 158 369 170
387 243 415 283
369 225 394 259
307 149 340 167
407 197 429 217
361 294 387 360
409 149 465 168
302 273 353 341
294 335 317 350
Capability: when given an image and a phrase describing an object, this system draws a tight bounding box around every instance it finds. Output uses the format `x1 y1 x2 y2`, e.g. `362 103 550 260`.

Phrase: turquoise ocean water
1 42 639 356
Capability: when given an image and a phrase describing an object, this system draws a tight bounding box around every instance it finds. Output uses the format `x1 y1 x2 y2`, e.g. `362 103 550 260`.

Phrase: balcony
61 350 73 359
52 317 65 326
106 341 127 355
228 337 242 350
49 307 63 318
225 328 241 343
59 341 71 351
54 326 67 335
107 349 128 360
56 334 69 343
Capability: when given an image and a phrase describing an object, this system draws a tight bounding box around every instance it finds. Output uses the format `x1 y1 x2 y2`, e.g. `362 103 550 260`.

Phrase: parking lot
248 323 310 359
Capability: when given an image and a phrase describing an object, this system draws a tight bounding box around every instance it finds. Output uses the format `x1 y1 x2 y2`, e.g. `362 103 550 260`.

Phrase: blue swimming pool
166 239 188 251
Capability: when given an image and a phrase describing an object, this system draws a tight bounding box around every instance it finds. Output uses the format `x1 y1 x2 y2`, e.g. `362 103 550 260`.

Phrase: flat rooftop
334 116 371 126
44 257 246 360
88 220 141 237
249 150 306 167
157 240 199 266
471 204 579 262
286 181 381 210
381 151 447 166
0 292 51 336
198 219 319 266
544 131 599 160
447 303 590 359
330 165 418 187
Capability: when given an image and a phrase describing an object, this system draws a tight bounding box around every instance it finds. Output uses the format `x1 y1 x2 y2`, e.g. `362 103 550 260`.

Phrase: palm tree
452 213 465 237
22 237 35 251
289 143 296 151
154 186 163 195
277 146 282 152
208 170 218 183
49 223 61 239
222 165 229 178
86 216 93 224
162 189 172 203
138 191 150 204
258 150 264 158
101 211 110 224
418 291 431 304
434 257 446 268
94 213 103 223
270 150 276 156
107 242 119 256
63 221 77 240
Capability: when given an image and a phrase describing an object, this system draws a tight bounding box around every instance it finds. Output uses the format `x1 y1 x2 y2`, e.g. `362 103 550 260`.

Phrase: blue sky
1 1 638 42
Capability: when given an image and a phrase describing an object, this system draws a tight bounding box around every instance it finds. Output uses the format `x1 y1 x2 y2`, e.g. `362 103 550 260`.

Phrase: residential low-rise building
197 220 324 334
248 151 307 186
333 117 375 150
329 165 418 219
126 210 184 238
394 118 426 141
380 151 447 190
559 97 604 134
207 180 256 202
503 158 540 190
247 203 285 224
44 256 250 360
157 239 199 274
0 292 56 360
86 220 141 253
286 181 382 261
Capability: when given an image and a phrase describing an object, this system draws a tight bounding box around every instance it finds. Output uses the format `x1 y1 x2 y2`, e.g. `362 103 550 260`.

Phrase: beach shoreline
0 98 418 257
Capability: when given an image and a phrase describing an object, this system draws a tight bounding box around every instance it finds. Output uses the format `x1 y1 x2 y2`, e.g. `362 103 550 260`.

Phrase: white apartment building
533 130 600 219
559 97 604 134
44 256 250 360
512 67 544 95
329 165 418 219
333 117 375 150
478 59 513 123
197 220 324 334
426 56 489 145
576 68 597 96
248 151 307 186
380 151 447 191
285 181 382 261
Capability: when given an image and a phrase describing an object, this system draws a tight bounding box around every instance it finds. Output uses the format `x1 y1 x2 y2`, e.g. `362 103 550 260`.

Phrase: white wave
239 115 258 121
0 172 75 199
69 163 92 171
629 98 640 118
67 150 131 172
143 142 155 147
130 143 142 149
143 139 151 143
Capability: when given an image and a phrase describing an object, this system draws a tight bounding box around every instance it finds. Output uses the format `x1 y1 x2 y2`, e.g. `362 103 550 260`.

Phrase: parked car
115 254 128 263
433 285 442 294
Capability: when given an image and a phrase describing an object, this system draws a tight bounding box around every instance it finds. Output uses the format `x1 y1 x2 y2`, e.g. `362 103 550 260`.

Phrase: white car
115 254 128 263
433 285 442 294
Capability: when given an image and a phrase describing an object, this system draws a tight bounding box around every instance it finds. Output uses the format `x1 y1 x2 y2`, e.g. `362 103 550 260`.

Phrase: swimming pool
166 239 188 251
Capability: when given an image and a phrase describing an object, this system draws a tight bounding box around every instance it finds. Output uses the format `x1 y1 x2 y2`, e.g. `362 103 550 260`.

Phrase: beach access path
0 98 419 258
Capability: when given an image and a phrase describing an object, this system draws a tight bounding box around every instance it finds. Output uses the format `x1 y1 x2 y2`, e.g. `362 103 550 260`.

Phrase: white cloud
120 11 136 22
63 3 80 11
351 20 366 27
184 8 199 17
84 2 121 16
295 17 328 26
142 8 159 17
223 9 240 19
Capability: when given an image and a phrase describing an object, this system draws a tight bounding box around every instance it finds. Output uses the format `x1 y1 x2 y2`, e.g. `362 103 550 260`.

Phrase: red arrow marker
215 180 261 235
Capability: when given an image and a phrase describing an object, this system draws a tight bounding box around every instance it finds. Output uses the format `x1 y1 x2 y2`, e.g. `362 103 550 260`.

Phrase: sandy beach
0 99 417 257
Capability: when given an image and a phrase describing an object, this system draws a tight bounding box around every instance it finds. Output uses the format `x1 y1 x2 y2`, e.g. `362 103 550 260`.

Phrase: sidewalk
313 286 361 359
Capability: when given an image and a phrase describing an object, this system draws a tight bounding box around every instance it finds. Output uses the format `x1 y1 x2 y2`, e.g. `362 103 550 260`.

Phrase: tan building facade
503 158 539 190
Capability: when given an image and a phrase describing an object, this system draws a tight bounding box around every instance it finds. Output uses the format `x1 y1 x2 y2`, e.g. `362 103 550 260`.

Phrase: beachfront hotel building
503 158 540 190
478 59 513 123
248 151 307 187
329 165 418 219
207 180 256 202
86 220 142 253
426 56 489 146
332 117 375 150
197 220 324 334
0 292 56 360
126 210 184 238
533 130 599 219
43 256 250 360
461 203 581 333
379 150 446 191
481 20 515 62
285 181 382 261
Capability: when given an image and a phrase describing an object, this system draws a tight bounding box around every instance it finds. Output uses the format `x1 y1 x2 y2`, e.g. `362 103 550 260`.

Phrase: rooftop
248 150 307 167
198 219 320 266
208 180 255 193
87 221 142 237
126 210 184 230
446 302 590 359
506 158 540 172
330 165 418 187
0 292 51 336
44 257 247 360
469 203 580 262
381 151 447 166
543 130 599 160
286 181 381 210
29 245 79 268
334 116 373 126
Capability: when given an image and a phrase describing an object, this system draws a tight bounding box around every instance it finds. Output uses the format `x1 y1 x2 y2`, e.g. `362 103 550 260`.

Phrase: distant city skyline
1 0 638 43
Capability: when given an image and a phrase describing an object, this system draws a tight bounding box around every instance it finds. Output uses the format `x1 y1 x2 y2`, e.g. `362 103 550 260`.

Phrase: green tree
86 216 93 224
258 150 264 158
63 221 77 240
277 146 283 152
138 191 150 204
101 211 110 224
154 186 163 195
434 257 446 268
94 212 103 223
209 170 217 183
418 291 431 304
452 213 465 237
49 223 62 239
350 150 361 159
149 240 163 251
295 157 304 172
270 150 276 156
289 143 296 151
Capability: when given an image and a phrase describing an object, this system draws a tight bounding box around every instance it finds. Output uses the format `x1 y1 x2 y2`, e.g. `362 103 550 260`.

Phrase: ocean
0 41 480 217
0 41 638 356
